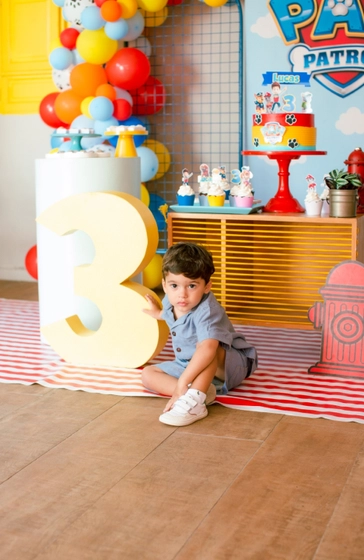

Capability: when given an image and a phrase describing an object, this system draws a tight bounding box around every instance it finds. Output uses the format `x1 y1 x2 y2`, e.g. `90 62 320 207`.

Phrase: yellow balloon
204 0 228 6
81 96 94 118
144 139 171 181
118 0 138 18
137 0 167 12
141 183 150 206
76 29 118 65
143 253 163 289
140 7 168 26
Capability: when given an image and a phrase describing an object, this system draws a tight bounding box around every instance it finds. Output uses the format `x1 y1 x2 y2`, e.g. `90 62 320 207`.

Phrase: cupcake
198 182 210 206
177 183 196 206
207 184 226 207
305 187 322 216
320 185 330 216
229 184 254 208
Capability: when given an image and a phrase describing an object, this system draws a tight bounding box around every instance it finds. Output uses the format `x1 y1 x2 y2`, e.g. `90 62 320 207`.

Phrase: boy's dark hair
162 242 215 284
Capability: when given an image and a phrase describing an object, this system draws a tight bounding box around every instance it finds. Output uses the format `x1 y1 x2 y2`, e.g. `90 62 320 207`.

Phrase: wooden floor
1 281 364 559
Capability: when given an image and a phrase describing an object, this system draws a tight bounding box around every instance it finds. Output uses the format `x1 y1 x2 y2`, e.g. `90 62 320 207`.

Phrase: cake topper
198 163 211 182
254 92 265 114
301 91 313 113
182 168 193 185
306 174 317 190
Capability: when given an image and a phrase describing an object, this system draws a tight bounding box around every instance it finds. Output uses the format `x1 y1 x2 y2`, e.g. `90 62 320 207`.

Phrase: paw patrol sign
268 0 364 97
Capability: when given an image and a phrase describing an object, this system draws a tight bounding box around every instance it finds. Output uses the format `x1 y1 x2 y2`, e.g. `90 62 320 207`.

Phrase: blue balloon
149 194 168 231
94 116 118 135
118 116 148 147
81 6 105 30
72 49 85 66
81 136 105 149
52 0 65 7
137 146 159 182
49 47 73 71
51 132 65 149
89 96 114 121
105 19 129 40
58 140 72 152
71 115 95 129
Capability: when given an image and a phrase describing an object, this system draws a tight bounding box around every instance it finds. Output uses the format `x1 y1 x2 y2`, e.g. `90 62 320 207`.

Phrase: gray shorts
158 346 252 395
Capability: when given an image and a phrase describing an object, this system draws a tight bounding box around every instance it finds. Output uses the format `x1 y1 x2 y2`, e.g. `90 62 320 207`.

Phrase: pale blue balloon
81 136 105 149
122 11 144 41
94 116 118 135
89 97 114 121
81 6 105 30
51 132 65 149
49 47 73 71
105 19 129 41
72 48 85 66
58 140 72 152
71 115 95 129
52 0 65 7
137 146 159 182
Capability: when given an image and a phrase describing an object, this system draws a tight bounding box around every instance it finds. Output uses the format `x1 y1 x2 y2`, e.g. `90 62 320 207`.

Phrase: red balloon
95 0 108 6
167 0 183 4
39 92 68 128
105 48 150 90
112 98 132 120
25 245 38 280
129 76 166 115
60 28 80 49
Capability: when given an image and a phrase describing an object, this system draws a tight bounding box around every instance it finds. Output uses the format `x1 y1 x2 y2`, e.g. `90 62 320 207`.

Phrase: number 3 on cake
36 191 169 368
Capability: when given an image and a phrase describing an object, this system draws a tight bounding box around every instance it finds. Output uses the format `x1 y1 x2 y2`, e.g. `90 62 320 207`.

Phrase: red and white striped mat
1 298 364 423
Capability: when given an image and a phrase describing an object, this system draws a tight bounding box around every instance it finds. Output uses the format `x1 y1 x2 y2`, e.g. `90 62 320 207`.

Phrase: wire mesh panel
138 1 243 250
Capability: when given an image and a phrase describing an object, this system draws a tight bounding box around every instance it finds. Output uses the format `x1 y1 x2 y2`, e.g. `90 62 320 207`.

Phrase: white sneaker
159 393 208 426
205 383 216 405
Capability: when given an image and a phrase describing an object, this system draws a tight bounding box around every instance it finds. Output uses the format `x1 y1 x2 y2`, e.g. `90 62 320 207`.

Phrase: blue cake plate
170 200 264 215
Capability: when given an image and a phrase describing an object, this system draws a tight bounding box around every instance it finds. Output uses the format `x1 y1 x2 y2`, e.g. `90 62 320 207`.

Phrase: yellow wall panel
0 0 64 114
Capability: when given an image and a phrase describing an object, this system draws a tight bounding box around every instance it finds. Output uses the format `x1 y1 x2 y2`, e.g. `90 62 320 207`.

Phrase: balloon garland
38 0 228 287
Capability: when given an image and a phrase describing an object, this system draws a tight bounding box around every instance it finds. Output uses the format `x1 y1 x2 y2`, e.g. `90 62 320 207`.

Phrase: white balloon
63 0 94 28
52 65 74 91
122 11 144 42
114 88 133 105
128 36 152 57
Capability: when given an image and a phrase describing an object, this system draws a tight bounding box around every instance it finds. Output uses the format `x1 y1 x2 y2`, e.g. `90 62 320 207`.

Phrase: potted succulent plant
324 168 362 217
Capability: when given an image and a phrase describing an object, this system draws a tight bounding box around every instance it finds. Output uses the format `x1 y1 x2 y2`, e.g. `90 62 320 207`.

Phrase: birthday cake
252 75 316 152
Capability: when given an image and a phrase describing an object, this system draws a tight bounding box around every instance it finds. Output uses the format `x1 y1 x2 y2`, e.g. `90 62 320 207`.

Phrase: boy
142 242 257 427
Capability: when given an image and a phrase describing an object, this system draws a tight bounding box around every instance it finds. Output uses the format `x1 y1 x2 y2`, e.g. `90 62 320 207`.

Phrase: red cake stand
242 150 327 213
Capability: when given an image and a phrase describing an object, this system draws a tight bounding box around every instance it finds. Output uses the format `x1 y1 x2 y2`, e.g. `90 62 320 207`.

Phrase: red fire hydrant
344 147 364 213
308 260 364 378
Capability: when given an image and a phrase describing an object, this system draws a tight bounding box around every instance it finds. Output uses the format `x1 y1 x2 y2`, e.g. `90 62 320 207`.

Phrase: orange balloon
101 0 122 21
96 83 117 100
70 63 108 98
54 89 83 124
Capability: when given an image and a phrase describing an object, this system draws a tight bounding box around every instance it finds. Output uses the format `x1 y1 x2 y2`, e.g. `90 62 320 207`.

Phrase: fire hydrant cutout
308 260 364 378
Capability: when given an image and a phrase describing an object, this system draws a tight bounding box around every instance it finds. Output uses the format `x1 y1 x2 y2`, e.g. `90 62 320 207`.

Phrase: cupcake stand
242 150 327 213
35 133 141 333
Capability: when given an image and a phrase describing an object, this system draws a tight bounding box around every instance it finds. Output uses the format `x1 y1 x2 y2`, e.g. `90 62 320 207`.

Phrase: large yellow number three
36 191 169 368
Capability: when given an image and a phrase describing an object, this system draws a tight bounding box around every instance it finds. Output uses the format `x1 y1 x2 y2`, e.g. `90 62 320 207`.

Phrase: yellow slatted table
168 212 364 329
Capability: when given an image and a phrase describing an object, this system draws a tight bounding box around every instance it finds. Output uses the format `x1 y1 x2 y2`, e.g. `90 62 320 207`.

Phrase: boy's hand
143 293 163 320
163 382 189 412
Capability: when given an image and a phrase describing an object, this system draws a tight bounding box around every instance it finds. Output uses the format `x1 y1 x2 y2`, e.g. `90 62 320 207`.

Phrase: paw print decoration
285 114 297 126
328 0 353 16
288 139 299 149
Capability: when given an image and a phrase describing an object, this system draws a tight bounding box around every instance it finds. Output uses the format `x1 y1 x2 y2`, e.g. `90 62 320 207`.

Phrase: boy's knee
141 366 152 388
